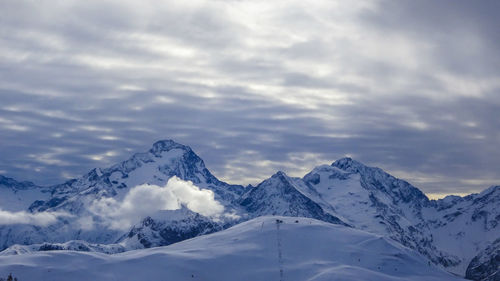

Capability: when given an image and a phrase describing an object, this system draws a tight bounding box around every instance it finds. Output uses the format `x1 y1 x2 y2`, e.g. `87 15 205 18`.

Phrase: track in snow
276 219 284 281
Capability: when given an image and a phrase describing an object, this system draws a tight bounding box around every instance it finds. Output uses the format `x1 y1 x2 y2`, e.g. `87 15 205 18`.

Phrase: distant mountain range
0 140 498 280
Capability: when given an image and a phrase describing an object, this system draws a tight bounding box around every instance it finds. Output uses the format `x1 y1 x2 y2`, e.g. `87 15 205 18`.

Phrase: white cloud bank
89 176 225 230
0 209 68 226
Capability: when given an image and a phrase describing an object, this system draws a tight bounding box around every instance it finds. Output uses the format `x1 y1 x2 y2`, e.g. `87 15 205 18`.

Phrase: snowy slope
0 217 465 281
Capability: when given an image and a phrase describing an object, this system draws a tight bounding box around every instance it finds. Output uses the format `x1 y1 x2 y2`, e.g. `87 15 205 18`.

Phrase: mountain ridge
0 139 497 280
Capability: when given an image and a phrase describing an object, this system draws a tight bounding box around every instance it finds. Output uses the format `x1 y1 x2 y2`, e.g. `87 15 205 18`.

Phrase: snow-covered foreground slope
0 217 465 281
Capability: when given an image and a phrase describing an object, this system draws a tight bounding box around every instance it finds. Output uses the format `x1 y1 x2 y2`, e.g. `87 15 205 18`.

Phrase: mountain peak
149 139 190 156
328 157 430 205
273 170 288 178
270 171 298 187
331 157 366 172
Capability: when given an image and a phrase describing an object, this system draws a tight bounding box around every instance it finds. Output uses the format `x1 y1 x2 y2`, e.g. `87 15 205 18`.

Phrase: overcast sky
1 0 499 198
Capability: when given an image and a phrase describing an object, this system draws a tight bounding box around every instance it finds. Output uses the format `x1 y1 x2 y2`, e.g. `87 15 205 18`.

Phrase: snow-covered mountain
0 139 498 280
239 171 346 225
0 216 466 281
1 140 246 249
294 158 499 275
426 185 500 275
118 207 227 249
30 140 245 214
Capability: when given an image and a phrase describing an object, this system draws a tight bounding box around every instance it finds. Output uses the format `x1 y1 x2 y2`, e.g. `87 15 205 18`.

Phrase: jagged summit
273 170 290 179
149 139 191 156
45 139 214 198
103 139 209 185
328 157 430 204
240 170 347 226
31 139 244 213
332 156 358 168
332 157 379 174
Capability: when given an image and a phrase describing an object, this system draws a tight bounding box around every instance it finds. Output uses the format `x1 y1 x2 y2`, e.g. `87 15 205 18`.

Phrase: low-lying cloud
89 176 224 230
0 209 68 226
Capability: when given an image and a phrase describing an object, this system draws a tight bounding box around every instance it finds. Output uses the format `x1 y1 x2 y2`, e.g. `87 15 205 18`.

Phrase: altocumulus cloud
88 176 224 230
0 0 499 198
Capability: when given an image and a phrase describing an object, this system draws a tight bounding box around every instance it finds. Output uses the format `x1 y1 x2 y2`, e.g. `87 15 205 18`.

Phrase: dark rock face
466 238 500 281
38 243 66 251
123 210 226 248
29 197 67 212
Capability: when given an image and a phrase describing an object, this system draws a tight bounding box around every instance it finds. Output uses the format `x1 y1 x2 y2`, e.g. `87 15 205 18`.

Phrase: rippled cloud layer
0 0 499 198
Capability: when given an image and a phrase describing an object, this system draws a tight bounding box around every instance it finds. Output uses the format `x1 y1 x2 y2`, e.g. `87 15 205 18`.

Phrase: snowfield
0 216 465 281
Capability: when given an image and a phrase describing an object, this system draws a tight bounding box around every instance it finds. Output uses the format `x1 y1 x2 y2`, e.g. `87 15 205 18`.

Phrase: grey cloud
0 0 499 198
361 0 500 77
